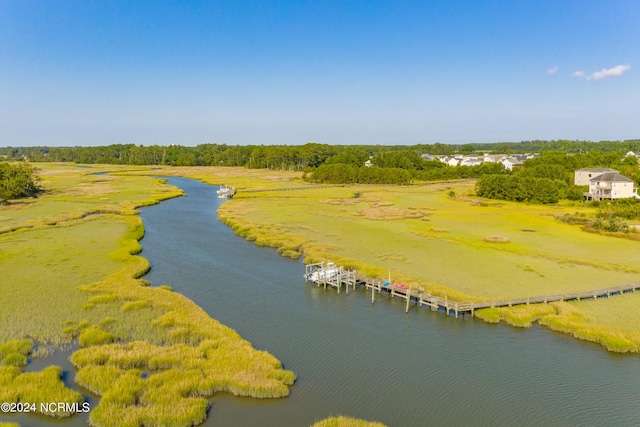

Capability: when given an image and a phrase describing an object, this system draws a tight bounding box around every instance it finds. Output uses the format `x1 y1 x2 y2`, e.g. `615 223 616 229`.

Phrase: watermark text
1 401 90 414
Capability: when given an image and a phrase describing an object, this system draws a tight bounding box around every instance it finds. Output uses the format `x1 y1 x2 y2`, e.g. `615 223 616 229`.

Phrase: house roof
577 168 619 173
589 173 635 183
502 157 523 165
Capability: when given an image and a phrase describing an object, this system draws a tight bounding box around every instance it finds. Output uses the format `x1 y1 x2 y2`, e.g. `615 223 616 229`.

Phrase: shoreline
0 165 295 426
213 183 640 354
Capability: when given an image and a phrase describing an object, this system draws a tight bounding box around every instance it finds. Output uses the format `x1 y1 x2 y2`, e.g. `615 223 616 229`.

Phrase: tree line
2 139 640 170
2 140 639 202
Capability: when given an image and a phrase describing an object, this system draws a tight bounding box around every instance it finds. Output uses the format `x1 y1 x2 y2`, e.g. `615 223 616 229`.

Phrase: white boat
216 185 235 199
306 262 341 283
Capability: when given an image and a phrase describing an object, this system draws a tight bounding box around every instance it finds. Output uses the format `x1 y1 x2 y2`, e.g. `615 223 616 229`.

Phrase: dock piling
371 281 375 304
304 263 640 320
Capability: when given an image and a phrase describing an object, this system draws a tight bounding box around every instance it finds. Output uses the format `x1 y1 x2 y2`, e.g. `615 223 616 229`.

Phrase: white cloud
586 64 631 80
572 70 585 77
546 66 559 75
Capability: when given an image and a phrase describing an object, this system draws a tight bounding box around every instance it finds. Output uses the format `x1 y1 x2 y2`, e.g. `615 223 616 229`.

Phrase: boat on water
305 262 342 283
217 185 235 199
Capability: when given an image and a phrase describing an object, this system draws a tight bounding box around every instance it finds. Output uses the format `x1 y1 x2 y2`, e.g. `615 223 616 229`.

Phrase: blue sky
1 1 638 146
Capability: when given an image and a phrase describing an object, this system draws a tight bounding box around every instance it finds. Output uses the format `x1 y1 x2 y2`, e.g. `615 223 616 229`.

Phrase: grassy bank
0 365 84 417
311 416 387 427
206 171 640 353
0 164 295 426
218 181 640 298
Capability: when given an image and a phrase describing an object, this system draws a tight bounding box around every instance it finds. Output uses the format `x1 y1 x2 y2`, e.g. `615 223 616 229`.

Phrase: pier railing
304 262 640 318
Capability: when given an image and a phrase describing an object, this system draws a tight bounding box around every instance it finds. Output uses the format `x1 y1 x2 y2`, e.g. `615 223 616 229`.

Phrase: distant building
585 173 637 201
574 168 619 186
444 156 461 166
420 152 535 169
483 154 506 163
500 156 523 171
461 157 483 166
623 151 640 164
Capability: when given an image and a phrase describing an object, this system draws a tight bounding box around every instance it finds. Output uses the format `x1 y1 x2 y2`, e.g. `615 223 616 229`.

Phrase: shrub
357 167 411 184
557 212 591 225
475 175 559 203
311 164 358 184
593 216 630 233
0 161 41 200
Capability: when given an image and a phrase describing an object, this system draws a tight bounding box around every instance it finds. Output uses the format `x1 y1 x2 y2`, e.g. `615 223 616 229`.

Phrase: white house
574 168 619 186
461 157 483 166
483 154 506 163
419 152 535 169
586 173 637 201
444 156 461 166
500 156 523 171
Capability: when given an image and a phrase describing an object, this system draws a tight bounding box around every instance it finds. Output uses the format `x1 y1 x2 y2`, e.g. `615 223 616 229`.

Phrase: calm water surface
140 178 640 427
4 176 639 427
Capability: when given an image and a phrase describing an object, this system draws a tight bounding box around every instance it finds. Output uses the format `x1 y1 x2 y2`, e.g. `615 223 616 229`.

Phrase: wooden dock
304 262 640 318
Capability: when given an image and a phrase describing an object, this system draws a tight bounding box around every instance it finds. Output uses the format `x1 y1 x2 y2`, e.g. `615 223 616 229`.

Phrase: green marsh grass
79 326 116 347
475 305 556 328
311 416 387 427
214 175 640 352
219 182 640 300
0 164 295 425
0 164 183 235
0 366 83 417
537 298 640 353
121 300 150 312
0 218 129 345
71 339 294 427
1 353 27 366
0 339 32 366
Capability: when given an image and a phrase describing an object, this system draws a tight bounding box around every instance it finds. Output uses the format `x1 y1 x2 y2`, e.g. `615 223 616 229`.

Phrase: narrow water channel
138 177 640 427
5 176 639 427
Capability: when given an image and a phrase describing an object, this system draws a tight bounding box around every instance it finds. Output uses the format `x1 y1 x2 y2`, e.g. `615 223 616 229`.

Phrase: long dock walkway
241 179 475 194
304 262 640 318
